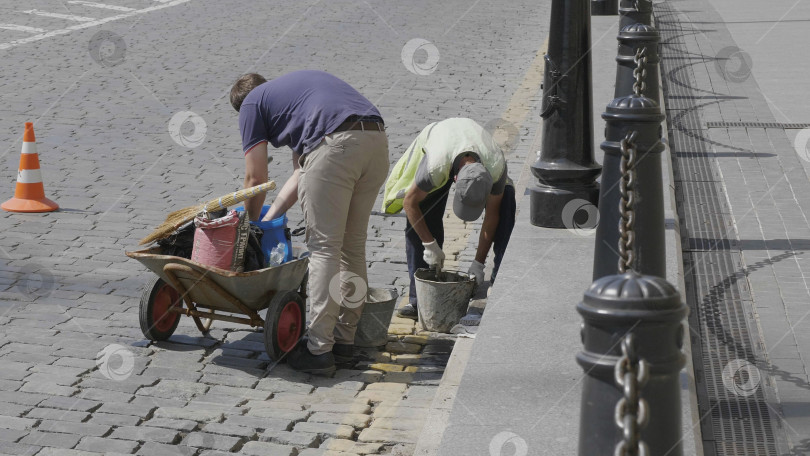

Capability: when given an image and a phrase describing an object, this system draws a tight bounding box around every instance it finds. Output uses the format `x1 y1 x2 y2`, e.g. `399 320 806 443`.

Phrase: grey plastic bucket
354 287 399 348
414 269 475 333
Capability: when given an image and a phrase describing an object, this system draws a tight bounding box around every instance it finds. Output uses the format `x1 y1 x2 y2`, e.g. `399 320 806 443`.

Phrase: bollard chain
614 334 650 456
632 47 647 97
618 131 638 273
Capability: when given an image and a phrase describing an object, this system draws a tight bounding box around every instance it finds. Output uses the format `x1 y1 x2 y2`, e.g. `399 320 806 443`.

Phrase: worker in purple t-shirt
230 70 389 375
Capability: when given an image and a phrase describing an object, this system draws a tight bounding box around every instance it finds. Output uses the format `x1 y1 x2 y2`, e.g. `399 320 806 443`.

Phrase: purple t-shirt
238 70 382 156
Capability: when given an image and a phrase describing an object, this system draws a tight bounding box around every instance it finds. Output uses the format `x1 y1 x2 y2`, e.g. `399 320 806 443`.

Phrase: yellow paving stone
365 383 407 393
357 427 419 444
385 342 421 354
309 412 371 428
368 363 404 372
369 417 425 431
401 335 429 345
404 365 444 373
390 354 424 365
357 390 404 402
309 402 372 414
375 352 392 363
387 325 414 336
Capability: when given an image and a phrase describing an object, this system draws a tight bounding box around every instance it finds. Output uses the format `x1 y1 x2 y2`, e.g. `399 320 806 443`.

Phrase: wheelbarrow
125 247 309 361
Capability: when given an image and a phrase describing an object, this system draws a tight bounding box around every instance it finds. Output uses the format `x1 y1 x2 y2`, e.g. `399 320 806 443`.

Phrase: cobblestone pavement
0 0 547 454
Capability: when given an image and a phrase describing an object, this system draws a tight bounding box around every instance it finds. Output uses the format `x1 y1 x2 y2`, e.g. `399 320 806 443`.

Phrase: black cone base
529 182 600 228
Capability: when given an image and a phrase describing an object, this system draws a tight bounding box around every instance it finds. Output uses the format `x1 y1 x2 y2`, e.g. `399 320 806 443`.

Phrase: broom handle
202 181 277 212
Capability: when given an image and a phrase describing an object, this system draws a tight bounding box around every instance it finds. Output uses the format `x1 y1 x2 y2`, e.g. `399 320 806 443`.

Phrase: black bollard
592 94 666 280
614 24 661 100
619 0 653 29
529 0 602 228
577 271 687 456
592 0 618 15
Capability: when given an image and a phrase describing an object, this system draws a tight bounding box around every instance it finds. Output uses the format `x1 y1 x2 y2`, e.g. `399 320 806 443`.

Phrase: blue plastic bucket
235 206 294 265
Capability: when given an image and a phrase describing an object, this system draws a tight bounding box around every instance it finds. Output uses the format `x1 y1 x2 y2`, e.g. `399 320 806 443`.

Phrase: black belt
332 116 385 133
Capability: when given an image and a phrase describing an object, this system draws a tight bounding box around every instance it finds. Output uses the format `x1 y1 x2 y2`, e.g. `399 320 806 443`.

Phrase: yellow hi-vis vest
382 118 505 214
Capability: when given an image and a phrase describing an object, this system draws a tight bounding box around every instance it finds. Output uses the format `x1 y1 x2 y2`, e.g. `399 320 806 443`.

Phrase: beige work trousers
298 129 389 355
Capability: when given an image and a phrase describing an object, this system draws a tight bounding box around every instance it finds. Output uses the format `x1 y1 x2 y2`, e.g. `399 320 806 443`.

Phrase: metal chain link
618 131 638 273
633 47 647 97
614 334 650 456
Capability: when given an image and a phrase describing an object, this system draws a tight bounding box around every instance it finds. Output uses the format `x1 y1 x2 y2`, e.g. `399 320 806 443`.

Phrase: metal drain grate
706 121 810 129
656 3 785 455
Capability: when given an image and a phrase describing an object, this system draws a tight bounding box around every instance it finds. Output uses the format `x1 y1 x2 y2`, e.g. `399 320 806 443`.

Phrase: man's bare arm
263 151 302 221
403 184 434 243
474 192 503 263
244 142 269 221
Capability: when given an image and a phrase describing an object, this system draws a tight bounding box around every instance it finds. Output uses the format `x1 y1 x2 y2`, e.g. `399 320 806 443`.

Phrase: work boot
287 340 336 376
332 343 354 365
397 303 418 320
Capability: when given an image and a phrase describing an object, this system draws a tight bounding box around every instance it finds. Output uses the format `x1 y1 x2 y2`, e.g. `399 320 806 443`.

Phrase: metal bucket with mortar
354 287 399 348
414 268 475 333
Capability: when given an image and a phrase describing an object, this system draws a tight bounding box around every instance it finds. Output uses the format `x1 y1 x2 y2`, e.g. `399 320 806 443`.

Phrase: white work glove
468 260 485 286
422 240 445 269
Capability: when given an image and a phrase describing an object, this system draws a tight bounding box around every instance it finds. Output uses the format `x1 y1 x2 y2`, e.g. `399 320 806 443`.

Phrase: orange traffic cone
2 123 58 213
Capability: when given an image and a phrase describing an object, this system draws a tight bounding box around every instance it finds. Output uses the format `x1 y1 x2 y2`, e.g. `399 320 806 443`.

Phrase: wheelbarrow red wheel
264 290 306 362
139 276 182 341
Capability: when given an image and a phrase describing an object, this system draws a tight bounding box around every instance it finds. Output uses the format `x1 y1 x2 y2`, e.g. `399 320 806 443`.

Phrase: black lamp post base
591 0 618 15
529 182 600 228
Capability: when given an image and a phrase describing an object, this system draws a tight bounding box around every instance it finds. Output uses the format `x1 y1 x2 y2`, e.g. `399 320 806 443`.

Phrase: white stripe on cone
17 168 43 184
21 142 36 155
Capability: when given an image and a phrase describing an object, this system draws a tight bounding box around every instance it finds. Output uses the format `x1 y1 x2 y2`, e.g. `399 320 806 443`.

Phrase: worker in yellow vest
382 118 516 321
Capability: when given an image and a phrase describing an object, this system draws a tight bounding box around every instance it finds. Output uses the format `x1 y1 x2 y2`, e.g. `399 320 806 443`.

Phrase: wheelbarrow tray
125 247 308 313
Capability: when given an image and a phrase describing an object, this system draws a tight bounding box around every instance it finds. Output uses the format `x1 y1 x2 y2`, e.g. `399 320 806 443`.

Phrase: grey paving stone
222 415 294 432
200 422 256 438
86 412 141 427
0 428 27 443
136 442 196 456
140 417 198 432
293 422 355 440
75 436 139 454
25 408 89 423
108 425 178 443
0 402 33 418
95 401 155 419
0 416 37 431
35 420 111 438
19 430 82 449
181 432 241 451
37 396 100 412
239 441 296 456
0 441 40 455
259 429 320 447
